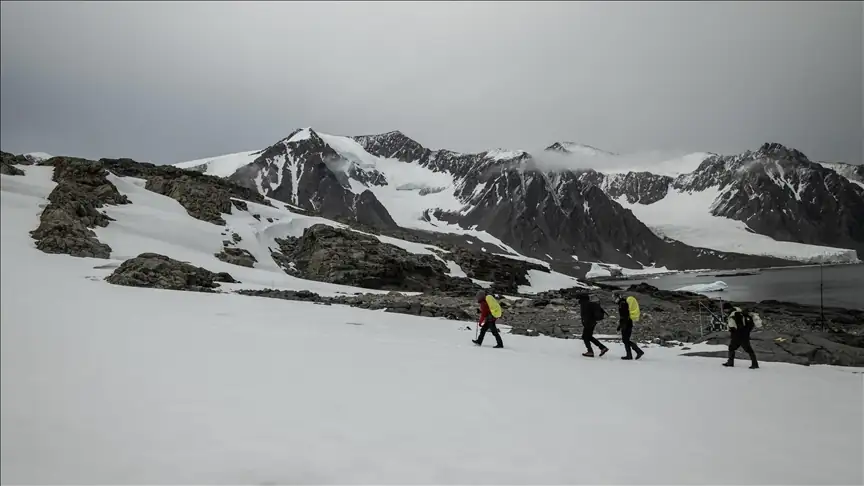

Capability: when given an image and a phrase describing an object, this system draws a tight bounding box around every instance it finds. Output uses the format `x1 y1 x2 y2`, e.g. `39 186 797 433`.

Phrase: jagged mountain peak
483 148 530 161
545 141 615 156
754 142 810 162
353 130 430 164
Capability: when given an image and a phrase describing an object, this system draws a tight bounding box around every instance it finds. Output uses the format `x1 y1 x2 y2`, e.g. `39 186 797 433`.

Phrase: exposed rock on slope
99 158 271 225
215 247 257 268
1 151 33 166
105 253 237 291
443 247 548 294
271 224 479 293
30 158 129 258
1 161 25 176
229 129 396 229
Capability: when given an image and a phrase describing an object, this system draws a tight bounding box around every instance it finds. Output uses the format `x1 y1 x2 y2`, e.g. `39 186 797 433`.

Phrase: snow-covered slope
819 161 864 189
23 152 52 163
2 172 862 483
615 187 859 263
1 162 581 295
174 150 264 178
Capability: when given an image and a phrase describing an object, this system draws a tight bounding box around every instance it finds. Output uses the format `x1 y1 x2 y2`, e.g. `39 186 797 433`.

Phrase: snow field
2 168 863 484
174 150 263 178
616 187 859 263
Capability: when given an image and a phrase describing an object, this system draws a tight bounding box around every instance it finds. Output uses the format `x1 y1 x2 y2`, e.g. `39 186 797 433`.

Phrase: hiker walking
472 290 504 348
723 304 761 369
615 292 644 360
578 294 609 357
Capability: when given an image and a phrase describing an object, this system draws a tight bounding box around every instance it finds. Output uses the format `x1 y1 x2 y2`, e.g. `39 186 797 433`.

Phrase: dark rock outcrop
443 247 549 294
1 160 25 176
98 158 271 225
145 174 233 225
1 151 32 167
271 224 479 293
215 247 257 268
30 158 129 258
105 253 236 291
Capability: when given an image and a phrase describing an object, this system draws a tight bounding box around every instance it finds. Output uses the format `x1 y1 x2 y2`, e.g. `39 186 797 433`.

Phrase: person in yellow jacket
614 292 644 360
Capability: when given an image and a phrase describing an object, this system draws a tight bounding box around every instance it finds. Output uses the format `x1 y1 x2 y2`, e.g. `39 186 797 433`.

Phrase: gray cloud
1 1 861 165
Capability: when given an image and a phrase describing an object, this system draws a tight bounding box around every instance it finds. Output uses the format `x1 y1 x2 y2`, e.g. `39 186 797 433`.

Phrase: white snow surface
2 170 864 484
485 148 527 161
616 187 859 263
288 127 312 143
518 269 588 294
174 150 262 178
820 162 864 190
317 132 466 230
23 151 52 162
676 281 729 293
586 262 612 279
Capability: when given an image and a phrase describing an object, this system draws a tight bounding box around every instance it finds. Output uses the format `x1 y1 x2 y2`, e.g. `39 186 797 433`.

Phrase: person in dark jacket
723 304 759 369
614 292 644 360
578 294 608 358
472 290 503 348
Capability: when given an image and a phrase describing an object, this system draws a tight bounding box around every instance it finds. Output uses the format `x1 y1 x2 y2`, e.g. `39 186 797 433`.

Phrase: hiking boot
493 344 504 349
635 351 644 360
472 339 481 346
722 361 734 367
621 356 633 360
599 347 609 357
749 363 759 369
582 351 595 358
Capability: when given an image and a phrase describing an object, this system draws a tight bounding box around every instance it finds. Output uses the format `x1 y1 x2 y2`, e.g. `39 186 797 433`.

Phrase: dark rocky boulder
1 156 25 175
30 158 129 258
443 247 549 294
1 150 32 167
215 247 257 268
105 253 237 292
145 174 232 225
272 224 480 293
30 214 112 258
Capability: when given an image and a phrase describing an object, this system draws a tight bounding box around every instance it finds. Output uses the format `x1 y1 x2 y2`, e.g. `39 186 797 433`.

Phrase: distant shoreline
593 260 863 283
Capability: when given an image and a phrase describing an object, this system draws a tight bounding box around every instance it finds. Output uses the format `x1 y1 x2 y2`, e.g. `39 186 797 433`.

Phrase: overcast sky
1 1 861 164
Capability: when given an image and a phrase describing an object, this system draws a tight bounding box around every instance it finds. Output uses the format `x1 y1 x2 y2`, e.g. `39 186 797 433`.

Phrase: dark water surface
607 263 864 310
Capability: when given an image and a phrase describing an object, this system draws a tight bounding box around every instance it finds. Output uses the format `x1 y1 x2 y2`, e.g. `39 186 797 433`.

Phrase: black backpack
743 312 755 330
592 302 606 321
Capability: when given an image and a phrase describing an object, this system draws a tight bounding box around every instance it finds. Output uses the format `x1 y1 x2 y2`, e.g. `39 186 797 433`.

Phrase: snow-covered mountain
592 143 864 259
175 130 861 272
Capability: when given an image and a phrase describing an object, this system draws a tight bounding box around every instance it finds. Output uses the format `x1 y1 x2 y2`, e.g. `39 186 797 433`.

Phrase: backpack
743 311 763 329
592 301 606 321
485 295 503 318
751 313 763 329
626 296 640 322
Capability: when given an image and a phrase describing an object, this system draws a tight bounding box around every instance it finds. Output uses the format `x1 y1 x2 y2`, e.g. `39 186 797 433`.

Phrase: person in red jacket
472 290 503 348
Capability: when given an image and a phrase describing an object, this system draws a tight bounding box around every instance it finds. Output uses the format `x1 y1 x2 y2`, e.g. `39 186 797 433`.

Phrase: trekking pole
475 323 479 340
